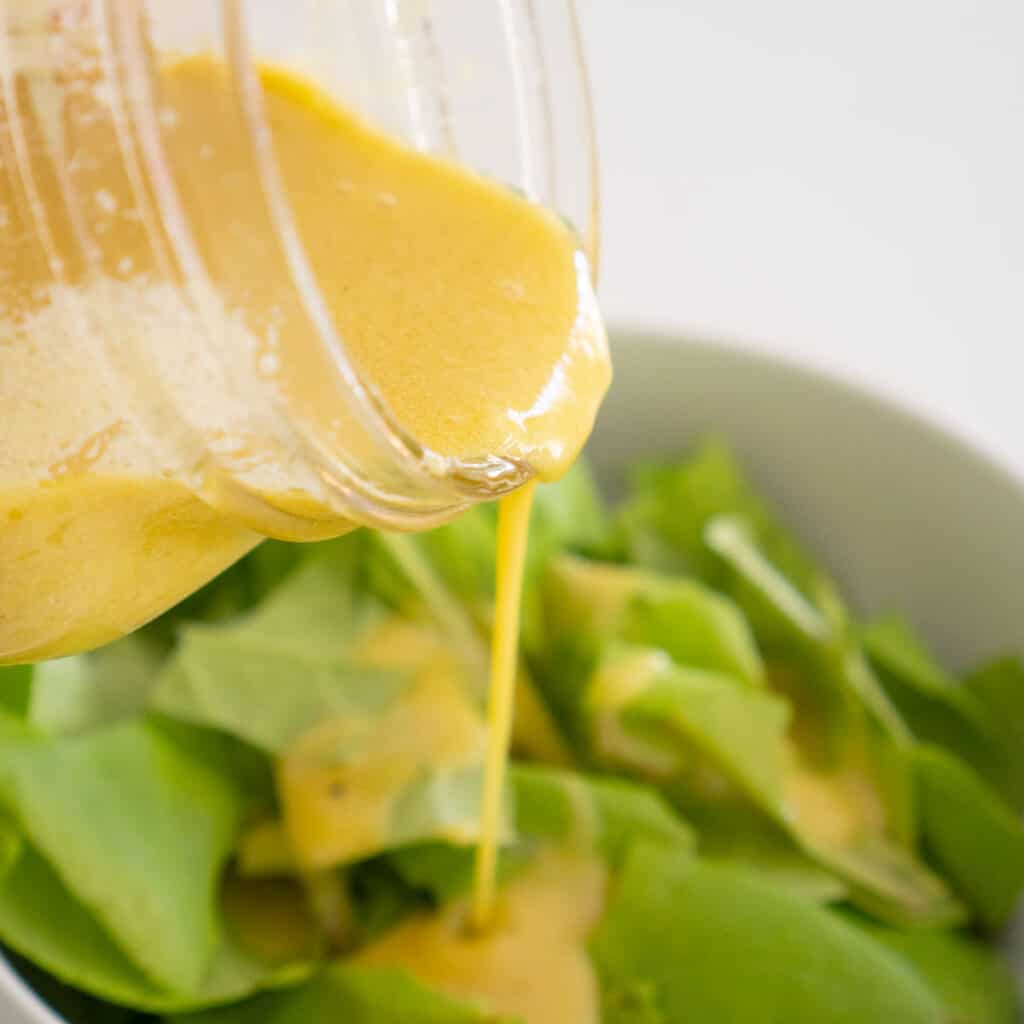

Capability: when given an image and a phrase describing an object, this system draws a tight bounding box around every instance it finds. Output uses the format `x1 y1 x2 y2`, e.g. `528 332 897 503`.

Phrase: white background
579 0 1024 475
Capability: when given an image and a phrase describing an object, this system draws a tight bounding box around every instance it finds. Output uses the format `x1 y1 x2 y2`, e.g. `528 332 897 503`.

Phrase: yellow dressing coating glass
0 60 609 662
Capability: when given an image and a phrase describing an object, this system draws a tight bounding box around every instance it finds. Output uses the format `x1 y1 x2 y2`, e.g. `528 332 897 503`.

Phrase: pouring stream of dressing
472 481 537 931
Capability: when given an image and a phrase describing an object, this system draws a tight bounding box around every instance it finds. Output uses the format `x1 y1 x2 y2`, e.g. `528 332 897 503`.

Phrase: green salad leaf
168 963 513 1024
150 560 501 870
611 439 819 594
533 556 766 755
863 617 1023 808
591 843 945 1024
150 560 401 754
542 556 763 685
369 463 606 645
613 441 906 754
585 647 789 813
583 646 960 928
0 715 243 992
2 438 1022 1024
27 634 162 737
0 665 34 718
913 744 1024 929
0 844 308 1013
965 656 1024 800
848 918 1019 1024
389 763 694 901
0 713 304 1012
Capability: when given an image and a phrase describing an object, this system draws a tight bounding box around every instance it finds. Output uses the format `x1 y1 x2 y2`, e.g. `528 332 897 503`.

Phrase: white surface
581 0 1024 476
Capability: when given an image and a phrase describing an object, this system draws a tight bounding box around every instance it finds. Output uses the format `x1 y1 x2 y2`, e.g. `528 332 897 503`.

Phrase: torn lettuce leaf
0 844 310 1013
0 633 164 740
694 816 849 904
150 566 500 870
847 917 1019 1024
612 441 905 752
863 617 1023 809
590 842 945 1024
0 714 308 1012
167 963 514 1024
611 438 817 587
388 763 694 903
913 744 1024 930
965 655 1024 805
0 715 244 993
584 647 790 814
368 462 606 642
706 519 906 748
610 442 843 671
28 634 162 737
150 560 402 754
541 555 764 687
583 648 961 928
151 625 405 756
532 556 765 758
273 628 496 870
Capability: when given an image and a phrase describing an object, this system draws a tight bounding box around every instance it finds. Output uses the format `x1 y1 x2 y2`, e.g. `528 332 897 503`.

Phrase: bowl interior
4 330 1024 1021
593 331 1024 671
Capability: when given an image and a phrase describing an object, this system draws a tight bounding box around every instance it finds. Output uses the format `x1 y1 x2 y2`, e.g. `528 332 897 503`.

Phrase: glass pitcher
0 0 602 662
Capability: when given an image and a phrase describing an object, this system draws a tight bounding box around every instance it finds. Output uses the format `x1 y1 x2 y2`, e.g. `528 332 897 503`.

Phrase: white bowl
2 331 1022 1020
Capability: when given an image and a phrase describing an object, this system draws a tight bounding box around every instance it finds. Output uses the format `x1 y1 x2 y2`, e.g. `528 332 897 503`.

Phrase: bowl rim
0 957 62 1024
606 324 1024 505
3 328 1023 1023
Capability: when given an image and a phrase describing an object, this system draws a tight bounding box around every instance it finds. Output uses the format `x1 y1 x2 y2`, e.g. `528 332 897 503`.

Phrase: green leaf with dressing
368 462 606 638
584 649 961 928
167 963 513 1024
541 555 764 686
585 648 790 814
150 560 404 754
613 441 907 758
591 843 945 1024
149 559 500 872
388 763 694 902
533 556 766 758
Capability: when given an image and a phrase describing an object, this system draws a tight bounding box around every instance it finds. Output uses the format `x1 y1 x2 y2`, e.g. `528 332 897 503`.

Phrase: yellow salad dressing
472 481 538 930
358 848 607 1024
